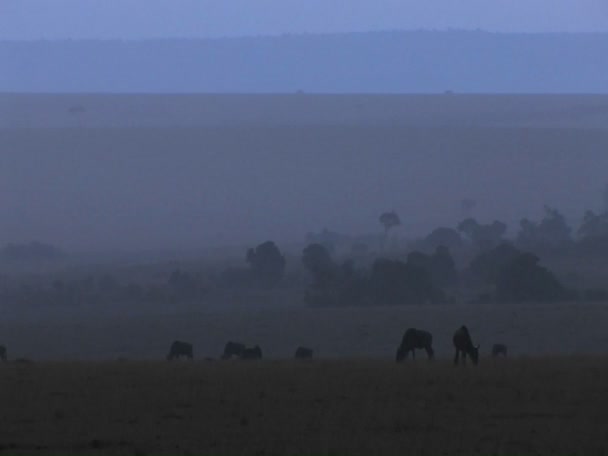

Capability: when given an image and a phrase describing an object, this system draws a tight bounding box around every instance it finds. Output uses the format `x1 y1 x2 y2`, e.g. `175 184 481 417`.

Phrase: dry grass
1 358 607 455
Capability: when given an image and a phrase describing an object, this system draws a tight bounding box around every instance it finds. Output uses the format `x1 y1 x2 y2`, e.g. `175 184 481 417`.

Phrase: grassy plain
1 357 608 455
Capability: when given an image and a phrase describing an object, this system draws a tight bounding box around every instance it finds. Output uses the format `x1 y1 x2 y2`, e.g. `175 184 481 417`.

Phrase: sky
1 0 608 40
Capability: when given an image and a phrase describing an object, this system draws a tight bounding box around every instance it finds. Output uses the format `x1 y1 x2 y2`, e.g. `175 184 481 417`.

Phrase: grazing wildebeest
453 325 479 365
240 345 263 360
492 343 508 357
221 341 246 360
167 341 193 361
294 346 313 360
395 328 434 361
0 345 6 362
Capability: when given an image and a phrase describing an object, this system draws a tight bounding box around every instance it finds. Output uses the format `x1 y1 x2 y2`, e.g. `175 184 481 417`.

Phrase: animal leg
454 349 460 365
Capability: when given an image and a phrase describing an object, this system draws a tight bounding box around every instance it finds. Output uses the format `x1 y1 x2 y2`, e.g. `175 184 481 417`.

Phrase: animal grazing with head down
221 341 246 360
167 341 193 361
453 325 479 365
492 343 507 357
395 328 434 361
294 346 313 360
240 345 263 360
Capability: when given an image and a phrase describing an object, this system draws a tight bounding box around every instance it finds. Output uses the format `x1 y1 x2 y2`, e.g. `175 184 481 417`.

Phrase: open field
2 302 608 361
3 93 608 129
2 93 608 250
1 358 608 455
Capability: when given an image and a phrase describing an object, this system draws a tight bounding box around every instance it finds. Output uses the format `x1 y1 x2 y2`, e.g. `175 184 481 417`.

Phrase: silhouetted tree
379 211 401 235
496 252 567 303
469 242 521 284
306 228 351 254
423 227 463 251
407 247 457 288
302 243 336 289
458 218 506 249
517 206 572 248
578 210 608 240
431 246 458 288
246 241 286 288
369 259 441 305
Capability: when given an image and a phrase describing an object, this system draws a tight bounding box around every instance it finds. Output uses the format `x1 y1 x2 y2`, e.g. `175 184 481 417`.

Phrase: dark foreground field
1 358 607 455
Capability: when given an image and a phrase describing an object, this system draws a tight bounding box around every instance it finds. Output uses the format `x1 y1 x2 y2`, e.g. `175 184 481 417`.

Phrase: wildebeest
294 346 313 360
221 341 246 360
240 345 263 360
453 325 479 365
395 328 434 361
492 343 508 357
167 340 193 361
0 345 6 362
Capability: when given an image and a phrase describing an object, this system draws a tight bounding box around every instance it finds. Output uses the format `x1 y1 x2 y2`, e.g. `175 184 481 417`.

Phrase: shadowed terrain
1 358 607 455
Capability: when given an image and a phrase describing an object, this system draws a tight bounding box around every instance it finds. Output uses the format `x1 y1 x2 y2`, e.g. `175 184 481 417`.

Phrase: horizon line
3 28 608 42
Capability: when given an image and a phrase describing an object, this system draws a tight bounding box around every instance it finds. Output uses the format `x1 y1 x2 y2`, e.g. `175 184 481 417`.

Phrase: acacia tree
379 211 401 235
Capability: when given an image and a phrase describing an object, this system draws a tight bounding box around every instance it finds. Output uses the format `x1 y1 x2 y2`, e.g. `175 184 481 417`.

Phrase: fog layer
2 94 608 252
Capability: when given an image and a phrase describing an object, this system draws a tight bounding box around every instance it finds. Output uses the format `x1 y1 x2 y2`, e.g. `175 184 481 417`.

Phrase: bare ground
1 358 608 455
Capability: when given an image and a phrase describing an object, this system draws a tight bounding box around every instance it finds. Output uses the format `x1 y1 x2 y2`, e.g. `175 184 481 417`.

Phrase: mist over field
2 94 608 252
3 4 608 453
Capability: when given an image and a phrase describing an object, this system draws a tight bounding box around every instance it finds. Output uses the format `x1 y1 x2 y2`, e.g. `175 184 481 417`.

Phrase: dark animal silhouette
240 345 263 360
0 345 6 362
395 328 434 361
294 346 313 359
221 341 246 360
492 343 508 357
453 326 479 365
167 341 193 361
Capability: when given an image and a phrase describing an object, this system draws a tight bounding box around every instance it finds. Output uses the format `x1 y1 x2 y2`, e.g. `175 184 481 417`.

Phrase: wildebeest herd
393 325 507 364
394 325 485 365
0 325 503 364
163 325 505 364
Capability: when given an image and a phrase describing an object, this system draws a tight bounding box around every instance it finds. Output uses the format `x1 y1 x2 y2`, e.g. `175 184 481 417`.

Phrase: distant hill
2 31 608 93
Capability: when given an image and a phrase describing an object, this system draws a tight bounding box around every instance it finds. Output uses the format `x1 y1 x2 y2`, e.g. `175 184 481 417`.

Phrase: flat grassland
1 358 608 455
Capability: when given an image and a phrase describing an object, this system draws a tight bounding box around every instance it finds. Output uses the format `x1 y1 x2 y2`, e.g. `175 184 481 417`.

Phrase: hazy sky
1 0 608 40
